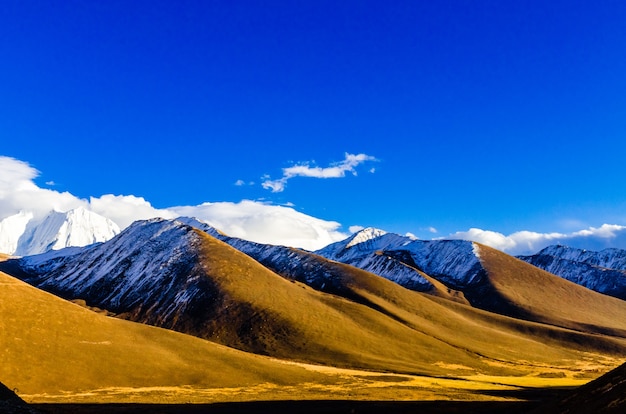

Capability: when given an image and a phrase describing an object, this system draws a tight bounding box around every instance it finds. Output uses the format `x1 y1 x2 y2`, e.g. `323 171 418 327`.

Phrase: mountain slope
7 219 626 380
0 380 38 414
519 245 626 300
8 219 494 375
474 244 626 337
0 268 338 398
215 231 626 358
317 229 486 293
316 229 626 337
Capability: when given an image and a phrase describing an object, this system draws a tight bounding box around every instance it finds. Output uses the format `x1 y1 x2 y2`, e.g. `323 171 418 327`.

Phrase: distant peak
346 227 388 248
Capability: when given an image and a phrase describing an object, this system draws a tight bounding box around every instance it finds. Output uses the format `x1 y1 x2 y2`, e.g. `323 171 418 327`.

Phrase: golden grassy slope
186 231 626 378
0 269 338 396
3 268 595 405
475 243 626 337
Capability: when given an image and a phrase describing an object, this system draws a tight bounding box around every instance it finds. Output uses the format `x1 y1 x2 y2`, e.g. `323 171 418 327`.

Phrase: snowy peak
9 207 120 256
318 228 411 260
345 227 388 248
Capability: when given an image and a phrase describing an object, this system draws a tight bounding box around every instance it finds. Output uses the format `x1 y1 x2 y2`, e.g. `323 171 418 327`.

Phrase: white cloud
234 179 245 186
5 156 626 255
262 152 377 193
428 226 438 234
446 224 626 255
0 156 349 251
0 156 87 219
349 225 365 233
171 200 348 251
405 232 418 240
89 194 177 229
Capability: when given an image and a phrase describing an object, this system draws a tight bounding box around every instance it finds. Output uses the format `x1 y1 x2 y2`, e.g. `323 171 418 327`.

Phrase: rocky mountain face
14 218 215 329
518 245 626 300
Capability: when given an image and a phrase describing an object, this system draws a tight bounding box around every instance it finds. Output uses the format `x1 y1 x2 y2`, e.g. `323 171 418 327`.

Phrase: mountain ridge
518 245 626 300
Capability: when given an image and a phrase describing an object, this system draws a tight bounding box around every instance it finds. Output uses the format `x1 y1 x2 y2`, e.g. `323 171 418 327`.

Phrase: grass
3 237 626 406
475 243 626 337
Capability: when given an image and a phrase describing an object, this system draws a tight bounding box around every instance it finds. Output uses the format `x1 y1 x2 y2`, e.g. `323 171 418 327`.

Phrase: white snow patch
472 242 481 259
346 227 388 249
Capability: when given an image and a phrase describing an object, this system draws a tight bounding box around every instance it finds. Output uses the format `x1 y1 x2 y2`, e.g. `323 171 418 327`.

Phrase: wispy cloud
349 225 365 233
234 179 255 187
262 152 377 193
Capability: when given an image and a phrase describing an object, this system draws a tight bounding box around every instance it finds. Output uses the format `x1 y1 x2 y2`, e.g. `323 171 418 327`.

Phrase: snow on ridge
403 239 484 287
517 244 626 299
346 227 388 249
472 242 481 259
175 216 224 238
19 217 205 314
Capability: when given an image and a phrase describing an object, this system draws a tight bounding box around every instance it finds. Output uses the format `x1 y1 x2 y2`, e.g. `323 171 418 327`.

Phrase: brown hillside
474 243 626 337
171 231 626 377
0 270 335 396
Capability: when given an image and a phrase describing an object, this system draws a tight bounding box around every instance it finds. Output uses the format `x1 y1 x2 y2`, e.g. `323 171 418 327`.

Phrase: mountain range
2 213 626 410
3 209 625 301
518 245 626 300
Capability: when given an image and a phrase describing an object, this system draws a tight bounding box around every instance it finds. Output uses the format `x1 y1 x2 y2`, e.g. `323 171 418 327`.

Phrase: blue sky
2 1 626 253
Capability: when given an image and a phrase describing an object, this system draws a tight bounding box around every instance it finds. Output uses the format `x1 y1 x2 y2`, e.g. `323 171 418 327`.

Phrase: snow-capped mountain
16 218 215 325
0 207 120 256
518 245 626 300
0 211 33 255
316 228 486 291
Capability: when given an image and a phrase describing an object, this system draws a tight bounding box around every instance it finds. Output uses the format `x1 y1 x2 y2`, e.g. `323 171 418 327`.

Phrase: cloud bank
0 156 347 251
262 152 377 192
446 225 626 255
3 156 626 254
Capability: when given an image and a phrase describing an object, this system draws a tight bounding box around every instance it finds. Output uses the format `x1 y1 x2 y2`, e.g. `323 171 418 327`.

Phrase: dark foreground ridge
30 400 542 414
0 381 40 414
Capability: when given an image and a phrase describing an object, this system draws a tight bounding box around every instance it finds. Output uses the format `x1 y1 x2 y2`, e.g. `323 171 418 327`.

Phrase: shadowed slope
538 362 626 413
0 381 38 414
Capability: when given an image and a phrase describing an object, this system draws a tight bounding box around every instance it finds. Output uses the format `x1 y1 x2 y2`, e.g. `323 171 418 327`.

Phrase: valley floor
31 397 570 414
20 372 587 414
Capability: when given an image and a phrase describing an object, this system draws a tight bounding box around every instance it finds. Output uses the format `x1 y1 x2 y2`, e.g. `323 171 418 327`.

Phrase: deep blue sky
2 0 626 240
